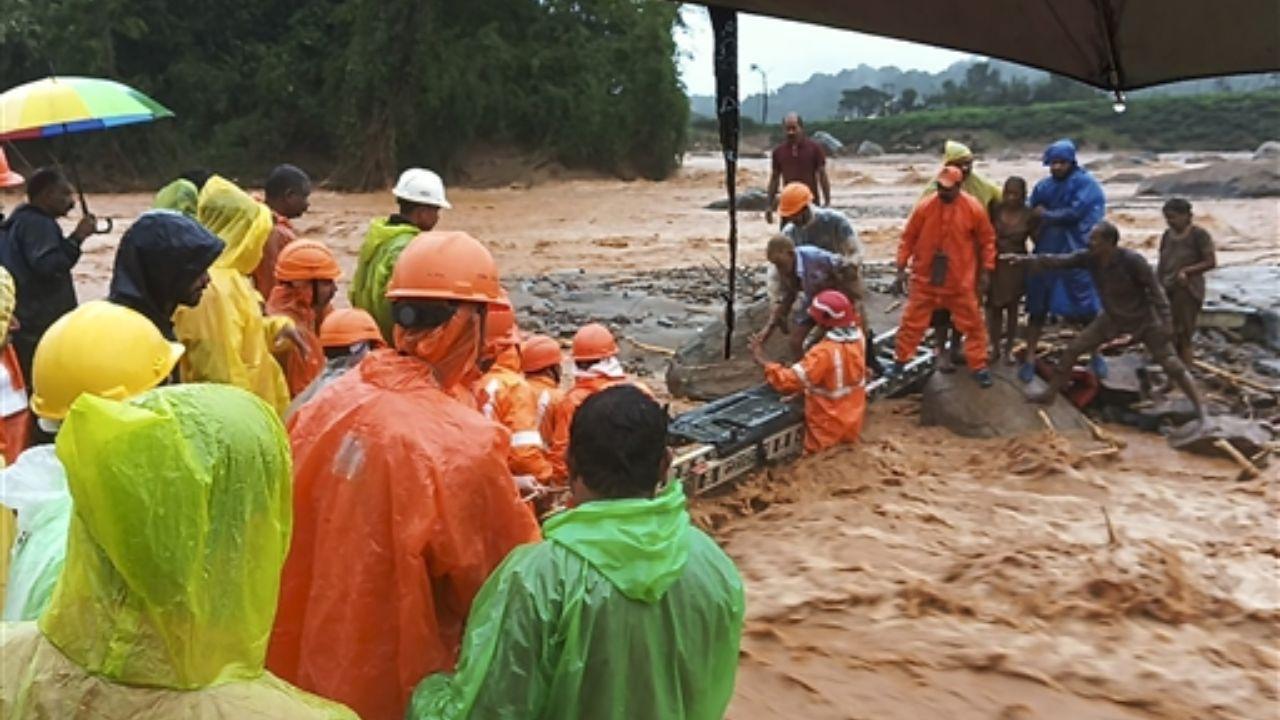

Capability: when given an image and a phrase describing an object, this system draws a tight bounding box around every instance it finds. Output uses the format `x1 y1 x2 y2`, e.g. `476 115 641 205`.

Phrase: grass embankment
692 91 1280 154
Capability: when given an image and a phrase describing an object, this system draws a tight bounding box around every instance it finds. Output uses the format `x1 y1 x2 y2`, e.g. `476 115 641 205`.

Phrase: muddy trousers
895 286 989 370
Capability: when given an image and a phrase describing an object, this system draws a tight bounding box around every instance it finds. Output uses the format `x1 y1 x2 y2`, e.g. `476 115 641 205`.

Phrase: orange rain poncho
269 344 542 720
543 360 646 484
765 325 867 453
266 283 327 397
0 384 356 719
477 346 554 482
173 176 292 415
894 190 996 370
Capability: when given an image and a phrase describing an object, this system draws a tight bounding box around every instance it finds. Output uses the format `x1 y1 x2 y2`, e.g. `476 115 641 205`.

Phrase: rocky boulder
1136 161 1280 198
666 299 787 400
705 188 771 211
1166 416 1275 457
920 363 1090 438
1252 140 1280 161
811 131 844 156
856 140 885 157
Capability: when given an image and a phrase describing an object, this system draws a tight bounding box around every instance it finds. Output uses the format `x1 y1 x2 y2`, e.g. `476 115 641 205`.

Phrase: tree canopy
0 0 688 188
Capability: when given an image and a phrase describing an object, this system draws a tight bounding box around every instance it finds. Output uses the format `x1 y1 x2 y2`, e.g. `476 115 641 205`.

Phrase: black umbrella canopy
696 0 1280 92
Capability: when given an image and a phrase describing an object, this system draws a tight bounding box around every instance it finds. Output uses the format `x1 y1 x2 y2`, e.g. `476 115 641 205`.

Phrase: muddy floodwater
7 151 1277 719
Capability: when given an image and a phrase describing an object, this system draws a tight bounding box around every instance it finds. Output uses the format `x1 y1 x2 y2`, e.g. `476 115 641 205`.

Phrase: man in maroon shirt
766 112 830 225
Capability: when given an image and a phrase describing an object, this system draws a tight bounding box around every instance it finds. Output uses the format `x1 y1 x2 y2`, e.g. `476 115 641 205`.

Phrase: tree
898 88 919 113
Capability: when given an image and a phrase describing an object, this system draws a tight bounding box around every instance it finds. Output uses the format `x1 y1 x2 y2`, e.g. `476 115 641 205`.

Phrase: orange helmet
485 292 520 349
572 323 618 362
0 148 23 188
319 308 385 349
808 289 856 328
777 182 813 218
521 334 563 373
386 231 501 303
276 239 342 281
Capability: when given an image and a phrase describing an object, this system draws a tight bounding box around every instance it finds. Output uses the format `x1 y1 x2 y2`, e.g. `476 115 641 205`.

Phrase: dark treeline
0 0 688 189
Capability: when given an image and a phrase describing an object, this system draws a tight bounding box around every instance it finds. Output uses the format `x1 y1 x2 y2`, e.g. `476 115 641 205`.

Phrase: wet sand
5 151 1277 718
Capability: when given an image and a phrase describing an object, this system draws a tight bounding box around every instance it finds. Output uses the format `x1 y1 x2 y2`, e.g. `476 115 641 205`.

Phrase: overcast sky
676 6 975 96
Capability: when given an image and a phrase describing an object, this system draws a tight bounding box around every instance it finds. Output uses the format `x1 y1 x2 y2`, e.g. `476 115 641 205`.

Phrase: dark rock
1136 161 1280 199
705 188 771 211
856 140 885 157
920 363 1090 438
1254 358 1280 378
1253 140 1280 161
1184 154 1227 165
997 147 1022 161
1166 416 1275 456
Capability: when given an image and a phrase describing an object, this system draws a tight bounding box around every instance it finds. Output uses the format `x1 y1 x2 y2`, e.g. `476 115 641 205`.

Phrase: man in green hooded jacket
409 384 745 720
349 167 450 341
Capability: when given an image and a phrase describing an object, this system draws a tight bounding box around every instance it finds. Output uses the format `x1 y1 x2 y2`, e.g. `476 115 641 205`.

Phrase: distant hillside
689 59 1280 122
804 91 1280 153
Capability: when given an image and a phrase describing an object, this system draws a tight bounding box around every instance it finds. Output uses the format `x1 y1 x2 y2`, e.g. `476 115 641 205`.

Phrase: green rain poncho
919 140 1003 209
409 481 746 720
0 384 356 719
349 217 420 341
153 178 200 218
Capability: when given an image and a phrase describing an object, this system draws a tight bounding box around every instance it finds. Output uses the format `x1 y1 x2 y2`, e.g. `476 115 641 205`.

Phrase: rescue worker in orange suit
266 240 341 397
544 323 645 484
268 231 542 720
750 289 867 453
889 166 997 388
521 334 564 445
475 298 554 488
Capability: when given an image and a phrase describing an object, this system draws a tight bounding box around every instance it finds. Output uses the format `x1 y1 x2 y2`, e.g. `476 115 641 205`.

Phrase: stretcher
668 328 934 495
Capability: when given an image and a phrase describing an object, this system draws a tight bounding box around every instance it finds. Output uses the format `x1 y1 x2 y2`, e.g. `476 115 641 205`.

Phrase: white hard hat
392 168 451 209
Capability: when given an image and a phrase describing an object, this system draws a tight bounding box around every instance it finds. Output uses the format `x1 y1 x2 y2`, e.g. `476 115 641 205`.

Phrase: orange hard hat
319 308 385 349
276 239 342 281
386 231 502 304
0 148 24 189
521 334 563 373
571 323 618 362
808 289 856 328
777 182 813 218
485 291 520 348
936 165 964 189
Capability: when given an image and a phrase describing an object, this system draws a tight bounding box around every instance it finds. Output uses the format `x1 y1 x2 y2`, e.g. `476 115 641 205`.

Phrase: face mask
393 304 482 389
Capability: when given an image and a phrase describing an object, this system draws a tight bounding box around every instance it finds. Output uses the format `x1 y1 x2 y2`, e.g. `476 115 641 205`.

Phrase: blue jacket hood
1042 139 1078 166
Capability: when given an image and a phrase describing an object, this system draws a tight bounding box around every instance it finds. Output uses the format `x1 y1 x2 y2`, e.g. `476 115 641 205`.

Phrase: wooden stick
1214 439 1261 480
1037 409 1055 432
883 300 903 314
1100 505 1119 546
1193 360 1280 394
1083 416 1127 449
622 336 676 356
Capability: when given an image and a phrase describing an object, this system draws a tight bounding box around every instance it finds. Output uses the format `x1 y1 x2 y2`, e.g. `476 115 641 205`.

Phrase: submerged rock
1166 416 1275 457
705 188 771 211
920 363 1089 438
1136 161 1280 198
1252 140 1280 161
666 299 785 400
811 131 844 156
856 140 885 157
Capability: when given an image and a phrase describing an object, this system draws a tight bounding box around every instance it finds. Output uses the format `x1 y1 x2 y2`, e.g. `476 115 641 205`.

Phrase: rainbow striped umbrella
0 76 173 141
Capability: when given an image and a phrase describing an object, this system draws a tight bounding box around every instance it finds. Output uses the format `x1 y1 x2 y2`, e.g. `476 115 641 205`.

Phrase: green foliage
810 91 1280 153
0 0 687 188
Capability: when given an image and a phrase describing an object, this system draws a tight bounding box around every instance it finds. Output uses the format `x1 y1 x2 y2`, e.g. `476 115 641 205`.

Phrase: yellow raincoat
0 384 356 719
173 176 292 415
920 140 1003 209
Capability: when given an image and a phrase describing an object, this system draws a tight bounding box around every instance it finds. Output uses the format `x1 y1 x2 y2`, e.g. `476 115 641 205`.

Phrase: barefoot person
1157 198 1216 365
1004 221 1208 428
987 177 1038 364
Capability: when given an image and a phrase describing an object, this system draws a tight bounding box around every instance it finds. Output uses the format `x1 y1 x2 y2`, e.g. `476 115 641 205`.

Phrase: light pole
748 63 768 126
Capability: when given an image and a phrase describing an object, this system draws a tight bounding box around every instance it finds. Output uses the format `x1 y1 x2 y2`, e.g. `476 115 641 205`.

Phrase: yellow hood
198 175 274 275
40 384 292 689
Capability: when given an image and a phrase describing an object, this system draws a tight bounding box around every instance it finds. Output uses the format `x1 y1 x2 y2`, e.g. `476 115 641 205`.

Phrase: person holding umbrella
0 167 98 382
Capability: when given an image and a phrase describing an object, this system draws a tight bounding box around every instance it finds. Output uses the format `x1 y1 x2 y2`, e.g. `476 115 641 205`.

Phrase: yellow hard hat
31 301 186 421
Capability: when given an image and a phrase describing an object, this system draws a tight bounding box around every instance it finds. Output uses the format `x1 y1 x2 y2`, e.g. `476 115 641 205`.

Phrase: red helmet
807 289 856 328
